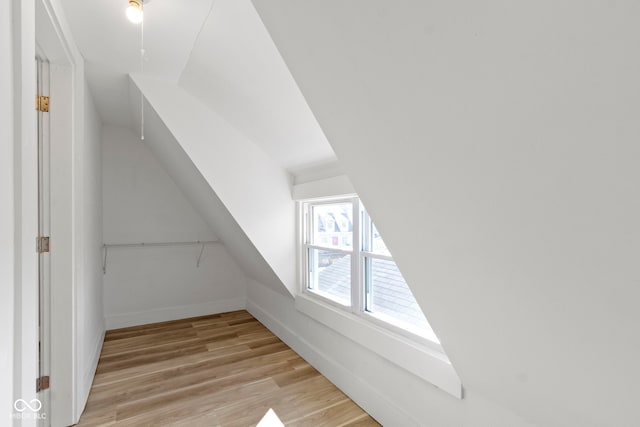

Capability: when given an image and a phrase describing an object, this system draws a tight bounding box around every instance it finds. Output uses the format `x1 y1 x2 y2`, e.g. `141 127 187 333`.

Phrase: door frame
12 0 40 426
35 53 51 426
29 0 84 425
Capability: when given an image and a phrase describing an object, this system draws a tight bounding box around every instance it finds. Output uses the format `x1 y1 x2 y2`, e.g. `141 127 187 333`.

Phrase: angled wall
252 1 640 426
178 0 335 172
131 75 296 297
75 74 105 418
247 279 533 426
102 125 247 329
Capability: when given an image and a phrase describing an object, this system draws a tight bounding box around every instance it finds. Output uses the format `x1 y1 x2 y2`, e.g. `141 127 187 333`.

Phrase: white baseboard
247 300 419 427
75 327 105 422
105 297 246 329
85 329 105 393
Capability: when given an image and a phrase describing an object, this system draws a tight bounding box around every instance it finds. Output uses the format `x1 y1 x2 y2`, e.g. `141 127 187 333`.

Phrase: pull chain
140 1 145 140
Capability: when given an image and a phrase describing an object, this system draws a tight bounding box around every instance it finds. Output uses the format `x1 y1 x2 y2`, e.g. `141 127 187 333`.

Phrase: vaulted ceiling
58 0 640 425
61 0 213 127
61 0 336 173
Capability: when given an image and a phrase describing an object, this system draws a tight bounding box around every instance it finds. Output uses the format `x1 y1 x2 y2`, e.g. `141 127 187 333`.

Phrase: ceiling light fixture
126 0 143 24
126 0 149 139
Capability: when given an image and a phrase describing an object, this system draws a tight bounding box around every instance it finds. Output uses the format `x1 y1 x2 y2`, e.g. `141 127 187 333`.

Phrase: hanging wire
140 0 145 140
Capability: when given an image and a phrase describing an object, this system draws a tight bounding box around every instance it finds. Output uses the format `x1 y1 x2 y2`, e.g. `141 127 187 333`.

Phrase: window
305 200 354 305
301 197 436 342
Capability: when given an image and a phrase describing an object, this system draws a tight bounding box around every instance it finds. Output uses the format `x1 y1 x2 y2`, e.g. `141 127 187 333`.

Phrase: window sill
295 293 462 399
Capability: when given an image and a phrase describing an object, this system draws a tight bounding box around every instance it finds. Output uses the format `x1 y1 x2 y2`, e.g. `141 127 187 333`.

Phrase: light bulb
126 0 143 24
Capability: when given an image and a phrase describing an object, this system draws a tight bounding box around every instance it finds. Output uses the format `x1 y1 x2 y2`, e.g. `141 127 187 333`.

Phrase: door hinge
36 236 50 253
36 95 49 112
36 376 50 392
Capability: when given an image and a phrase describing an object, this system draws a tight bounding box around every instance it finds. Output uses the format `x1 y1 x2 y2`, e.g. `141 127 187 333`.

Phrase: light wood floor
76 310 380 426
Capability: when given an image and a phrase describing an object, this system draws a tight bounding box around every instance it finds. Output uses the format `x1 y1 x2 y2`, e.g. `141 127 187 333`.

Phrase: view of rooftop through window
308 201 354 305
303 198 436 341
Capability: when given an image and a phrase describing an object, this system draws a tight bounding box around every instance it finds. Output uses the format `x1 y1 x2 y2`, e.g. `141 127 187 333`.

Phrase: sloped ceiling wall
61 0 338 300
251 1 640 426
129 76 294 296
179 0 335 171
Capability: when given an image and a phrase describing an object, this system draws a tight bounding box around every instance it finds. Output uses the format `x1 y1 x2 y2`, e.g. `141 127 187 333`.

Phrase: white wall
1 0 106 424
247 280 534 427
0 0 15 420
132 76 296 296
49 62 75 427
252 2 640 425
33 1 107 423
13 0 38 426
75 80 105 415
134 90 286 295
178 0 335 172
102 125 247 329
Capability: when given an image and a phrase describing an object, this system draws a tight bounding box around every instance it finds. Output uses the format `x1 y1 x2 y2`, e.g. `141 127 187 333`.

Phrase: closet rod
103 240 219 248
102 240 220 274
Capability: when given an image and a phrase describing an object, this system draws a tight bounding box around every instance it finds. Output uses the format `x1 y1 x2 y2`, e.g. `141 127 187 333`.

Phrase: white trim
247 299 422 427
49 60 76 427
295 294 462 399
35 1 86 425
78 329 104 411
361 251 394 262
0 0 15 420
15 3 39 427
351 196 361 314
292 174 355 200
295 202 309 292
39 0 83 62
304 244 353 255
361 308 441 346
301 197 357 294
303 287 350 309
105 297 247 330
300 196 448 352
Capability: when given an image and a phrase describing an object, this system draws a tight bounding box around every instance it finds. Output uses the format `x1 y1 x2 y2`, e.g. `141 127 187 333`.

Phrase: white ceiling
178 0 335 171
60 0 335 173
61 0 214 127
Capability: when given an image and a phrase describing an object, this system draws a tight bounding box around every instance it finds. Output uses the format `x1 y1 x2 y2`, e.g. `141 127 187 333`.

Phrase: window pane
311 202 353 250
308 248 351 305
370 223 391 256
365 257 432 336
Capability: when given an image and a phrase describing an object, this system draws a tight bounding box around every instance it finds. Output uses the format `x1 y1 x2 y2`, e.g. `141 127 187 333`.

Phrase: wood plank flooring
76 310 380 427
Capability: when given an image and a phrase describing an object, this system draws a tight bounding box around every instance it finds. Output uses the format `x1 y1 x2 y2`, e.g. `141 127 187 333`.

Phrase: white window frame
300 196 442 352
301 196 359 311
293 185 462 400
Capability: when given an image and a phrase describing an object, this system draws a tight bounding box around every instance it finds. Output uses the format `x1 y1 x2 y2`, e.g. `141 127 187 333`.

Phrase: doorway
35 0 77 424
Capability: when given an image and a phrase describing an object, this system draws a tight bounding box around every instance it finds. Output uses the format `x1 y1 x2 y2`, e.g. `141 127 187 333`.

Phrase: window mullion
351 198 361 314
302 205 309 291
301 197 437 346
305 244 353 255
360 251 394 262
362 210 371 313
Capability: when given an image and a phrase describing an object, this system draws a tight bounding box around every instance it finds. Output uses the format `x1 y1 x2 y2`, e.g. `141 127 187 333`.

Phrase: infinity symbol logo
14 399 42 412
